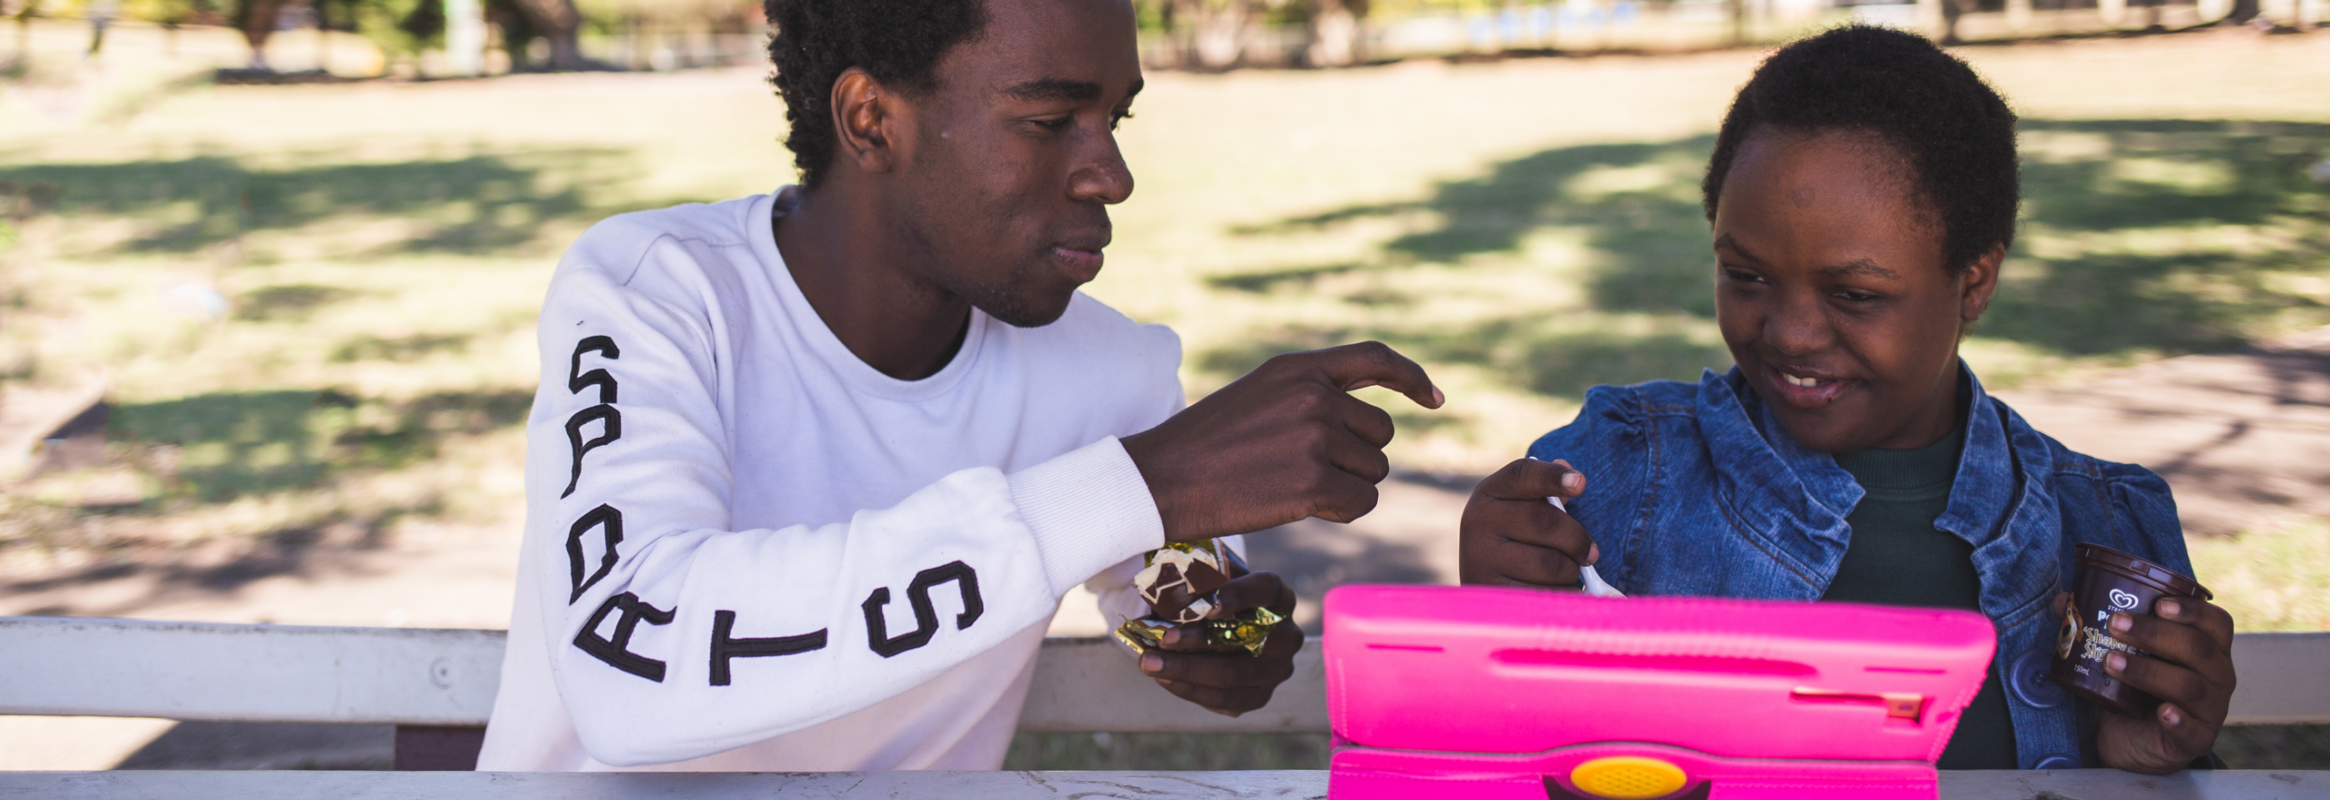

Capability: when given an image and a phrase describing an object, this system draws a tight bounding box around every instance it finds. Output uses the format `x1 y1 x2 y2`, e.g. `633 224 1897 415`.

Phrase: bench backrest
2 617 2321 767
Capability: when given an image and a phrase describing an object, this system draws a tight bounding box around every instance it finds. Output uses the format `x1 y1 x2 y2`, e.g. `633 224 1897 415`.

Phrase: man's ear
1959 243 2005 323
830 68 907 176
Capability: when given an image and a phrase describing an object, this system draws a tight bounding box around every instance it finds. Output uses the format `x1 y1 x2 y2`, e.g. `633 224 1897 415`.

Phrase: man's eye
1835 289 1880 302
1109 111 1134 131
1720 266 1764 284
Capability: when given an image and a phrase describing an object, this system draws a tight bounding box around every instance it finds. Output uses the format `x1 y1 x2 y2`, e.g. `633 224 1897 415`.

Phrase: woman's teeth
1782 373 1825 387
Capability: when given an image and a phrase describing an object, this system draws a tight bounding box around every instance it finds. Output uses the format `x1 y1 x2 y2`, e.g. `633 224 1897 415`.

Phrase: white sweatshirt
476 189 1206 771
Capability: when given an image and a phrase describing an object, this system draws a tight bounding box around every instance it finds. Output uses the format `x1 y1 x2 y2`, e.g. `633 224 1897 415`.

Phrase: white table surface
1 769 2324 799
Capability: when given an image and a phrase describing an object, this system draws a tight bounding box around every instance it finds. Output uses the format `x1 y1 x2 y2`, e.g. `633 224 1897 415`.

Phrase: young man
476 0 1441 771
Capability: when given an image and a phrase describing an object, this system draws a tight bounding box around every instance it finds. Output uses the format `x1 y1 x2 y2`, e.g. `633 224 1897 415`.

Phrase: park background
0 0 2326 774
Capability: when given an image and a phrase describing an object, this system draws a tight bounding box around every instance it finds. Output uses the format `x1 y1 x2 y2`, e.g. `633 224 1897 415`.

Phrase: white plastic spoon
1546 495 1625 598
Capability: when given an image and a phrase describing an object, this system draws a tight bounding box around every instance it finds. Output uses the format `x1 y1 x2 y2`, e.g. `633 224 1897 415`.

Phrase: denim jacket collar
1697 368 1861 588
1699 362 2057 608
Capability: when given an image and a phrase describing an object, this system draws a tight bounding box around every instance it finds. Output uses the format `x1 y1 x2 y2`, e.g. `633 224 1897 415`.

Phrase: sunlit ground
1 18 2328 772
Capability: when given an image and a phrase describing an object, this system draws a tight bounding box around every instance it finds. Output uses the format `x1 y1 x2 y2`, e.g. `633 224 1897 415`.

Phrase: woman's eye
1720 266 1764 284
1835 289 1880 303
1108 111 1133 131
1033 117 1074 132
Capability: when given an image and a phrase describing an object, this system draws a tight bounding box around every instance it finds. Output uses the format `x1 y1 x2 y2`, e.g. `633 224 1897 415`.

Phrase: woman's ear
830 68 905 177
1959 244 2005 323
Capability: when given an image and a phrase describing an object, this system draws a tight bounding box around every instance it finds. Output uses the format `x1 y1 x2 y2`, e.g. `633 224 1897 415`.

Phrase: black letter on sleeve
566 504 623 604
862 561 983 658
708 611 829 687
573 592 675 682
569 335 620 403
560 404 621 499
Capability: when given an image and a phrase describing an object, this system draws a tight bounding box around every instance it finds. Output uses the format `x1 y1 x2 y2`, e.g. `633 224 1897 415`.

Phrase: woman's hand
2085 592 2239 774
1457 458 1596 588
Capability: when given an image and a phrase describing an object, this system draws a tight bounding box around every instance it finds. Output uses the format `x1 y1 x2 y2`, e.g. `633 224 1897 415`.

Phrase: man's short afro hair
1702 24 2019 274
765 0 990 189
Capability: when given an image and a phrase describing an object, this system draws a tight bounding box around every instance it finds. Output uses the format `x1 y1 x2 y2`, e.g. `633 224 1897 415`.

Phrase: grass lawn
1 18 2327 772
4 22 2328 616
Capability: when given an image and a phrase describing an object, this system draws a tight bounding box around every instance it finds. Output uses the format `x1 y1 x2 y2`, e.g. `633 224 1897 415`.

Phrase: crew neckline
753 187 989 403
1833 419 1965 498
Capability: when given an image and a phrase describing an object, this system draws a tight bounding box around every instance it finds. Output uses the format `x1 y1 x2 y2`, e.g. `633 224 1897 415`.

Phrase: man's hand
1458 458 1595 588
1138 571 1302 716
1123 342 1442 543
2078 591 2238 774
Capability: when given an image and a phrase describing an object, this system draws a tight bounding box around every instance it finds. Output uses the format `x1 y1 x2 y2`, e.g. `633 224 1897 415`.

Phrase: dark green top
1822 420 2017 770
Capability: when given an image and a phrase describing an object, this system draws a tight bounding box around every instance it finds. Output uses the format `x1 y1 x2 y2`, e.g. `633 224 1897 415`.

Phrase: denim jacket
1528 365 2191 770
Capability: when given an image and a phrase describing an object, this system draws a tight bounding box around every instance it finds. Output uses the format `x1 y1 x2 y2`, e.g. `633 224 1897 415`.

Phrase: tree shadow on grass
1204 119 2330 402
1233 136 1720 319
1987 119 2330 356
109 390 351 503
4 387 535 613
0 148 640 256
105 387 532 504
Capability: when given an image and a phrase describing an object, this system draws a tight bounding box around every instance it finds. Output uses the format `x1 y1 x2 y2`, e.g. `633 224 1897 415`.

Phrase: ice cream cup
2047 543 2212 717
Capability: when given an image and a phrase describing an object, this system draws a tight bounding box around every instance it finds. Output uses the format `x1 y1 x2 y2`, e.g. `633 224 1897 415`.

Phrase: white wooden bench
0 616 2323 770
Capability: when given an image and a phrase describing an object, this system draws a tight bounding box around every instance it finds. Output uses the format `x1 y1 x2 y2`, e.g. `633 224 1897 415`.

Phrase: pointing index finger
1309 342 1443 409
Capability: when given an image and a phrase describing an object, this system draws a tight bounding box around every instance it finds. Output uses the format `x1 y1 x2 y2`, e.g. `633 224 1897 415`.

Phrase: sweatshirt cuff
1010 436 1166 597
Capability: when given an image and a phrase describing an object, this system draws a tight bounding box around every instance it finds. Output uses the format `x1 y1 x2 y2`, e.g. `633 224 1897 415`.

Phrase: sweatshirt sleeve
1078 328 1198 640
525 242 1164 767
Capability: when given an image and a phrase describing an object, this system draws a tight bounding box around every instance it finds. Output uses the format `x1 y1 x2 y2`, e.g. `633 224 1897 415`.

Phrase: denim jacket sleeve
1525 384 1661 594
2056 454 2194 585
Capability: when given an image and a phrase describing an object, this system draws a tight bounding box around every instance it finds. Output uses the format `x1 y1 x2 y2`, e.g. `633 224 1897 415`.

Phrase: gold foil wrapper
1113 606 1283 657
1119 540 1274 656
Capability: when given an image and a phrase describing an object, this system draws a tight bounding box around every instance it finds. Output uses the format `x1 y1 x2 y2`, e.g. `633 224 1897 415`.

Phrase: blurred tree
349 0 439 70
10 0 40 63
501 0 580 70
1305 0 1365 66
1152 0 1260 69
231 0 291 68
122 0 219 55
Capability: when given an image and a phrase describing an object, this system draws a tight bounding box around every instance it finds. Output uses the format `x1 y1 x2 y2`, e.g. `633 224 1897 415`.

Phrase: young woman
1455 25 2235 774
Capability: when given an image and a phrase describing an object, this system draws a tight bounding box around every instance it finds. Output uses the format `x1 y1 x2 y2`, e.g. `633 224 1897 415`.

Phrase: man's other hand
1122 341 1442 543
1137 572 1302 716
1458 457 1595 588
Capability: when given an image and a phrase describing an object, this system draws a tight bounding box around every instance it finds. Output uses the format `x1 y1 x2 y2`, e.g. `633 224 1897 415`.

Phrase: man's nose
1069 135 1134 205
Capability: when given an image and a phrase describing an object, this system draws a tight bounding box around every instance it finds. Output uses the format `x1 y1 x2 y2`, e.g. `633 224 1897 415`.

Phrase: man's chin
975 290 1077 329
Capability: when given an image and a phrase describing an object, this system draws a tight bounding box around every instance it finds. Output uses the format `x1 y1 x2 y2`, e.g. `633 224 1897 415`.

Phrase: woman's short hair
1701 24 2020 274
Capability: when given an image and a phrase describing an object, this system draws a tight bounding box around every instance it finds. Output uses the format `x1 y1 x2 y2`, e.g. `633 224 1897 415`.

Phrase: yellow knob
1568 756 1690 800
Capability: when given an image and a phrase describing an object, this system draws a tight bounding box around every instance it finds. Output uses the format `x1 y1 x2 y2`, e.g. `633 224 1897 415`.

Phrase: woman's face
1711 127 2001 453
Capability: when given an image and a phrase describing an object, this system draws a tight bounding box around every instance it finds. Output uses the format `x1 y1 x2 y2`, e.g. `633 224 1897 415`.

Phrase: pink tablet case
1324 585 1997 800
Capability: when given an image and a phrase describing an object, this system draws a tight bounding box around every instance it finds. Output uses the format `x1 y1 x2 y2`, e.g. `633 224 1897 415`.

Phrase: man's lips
1050 245 1105 282
1764 363 1851 408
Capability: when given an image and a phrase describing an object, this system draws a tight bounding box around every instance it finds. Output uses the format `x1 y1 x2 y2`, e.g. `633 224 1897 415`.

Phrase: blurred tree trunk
1727 0 1748 45
1305 0 1364 67
506 0 581 69
1940 0 1970 43
234 0 291 69
14 1 42 62
1190 0 1250 69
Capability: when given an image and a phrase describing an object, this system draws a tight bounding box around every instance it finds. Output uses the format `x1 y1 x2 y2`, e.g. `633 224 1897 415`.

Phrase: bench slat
0 617 504 725
2 617 2321 730
2225 632 2330 726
